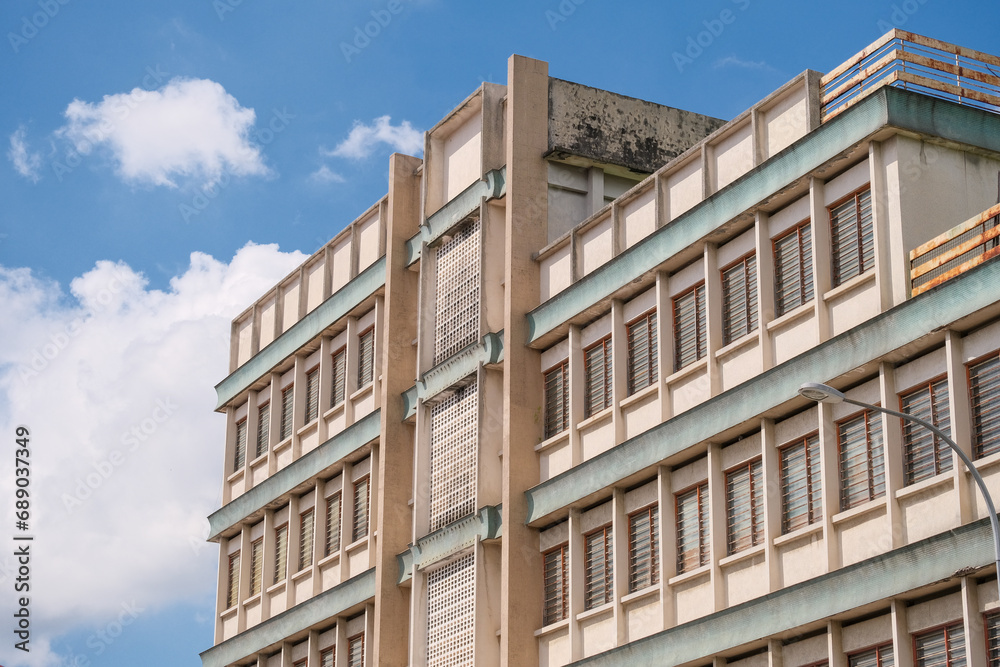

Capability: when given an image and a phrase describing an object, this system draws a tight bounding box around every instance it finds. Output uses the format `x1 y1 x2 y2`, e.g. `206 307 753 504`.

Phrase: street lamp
798 382 1000 589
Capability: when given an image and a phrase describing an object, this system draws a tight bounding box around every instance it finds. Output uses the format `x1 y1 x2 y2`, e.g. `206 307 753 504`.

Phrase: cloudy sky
1 1 999 665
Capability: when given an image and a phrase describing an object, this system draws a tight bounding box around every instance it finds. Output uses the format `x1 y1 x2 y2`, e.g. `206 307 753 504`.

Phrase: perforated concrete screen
434 220 481 364
426 552 476 667
429 382 479 532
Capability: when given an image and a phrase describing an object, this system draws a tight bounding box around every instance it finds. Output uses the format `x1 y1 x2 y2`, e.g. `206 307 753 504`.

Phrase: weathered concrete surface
548 78 726 175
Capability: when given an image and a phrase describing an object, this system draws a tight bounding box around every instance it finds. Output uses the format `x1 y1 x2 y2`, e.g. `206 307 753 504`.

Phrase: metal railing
821 29 1000 121
910 203 1000 296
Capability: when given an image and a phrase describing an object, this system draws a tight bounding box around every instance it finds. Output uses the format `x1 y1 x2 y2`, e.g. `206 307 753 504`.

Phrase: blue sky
1 1 998 665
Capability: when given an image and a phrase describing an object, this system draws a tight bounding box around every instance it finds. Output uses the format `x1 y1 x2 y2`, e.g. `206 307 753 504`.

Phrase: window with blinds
543 544 569 625
274 523 288 583
830 188 874 286
584 526 613 609
233 418 247 472
838 409 885 510
304 367 320 424
584 337 613 418
726 459 763 554
674 284 707 371
330 348 347 408
358 327 375 389
774 221 814 316
320 647 335 667
352 477 369 543
914 622 965 666
429 383 479 531
256 403 270 459
293 659 306 667
848 644 894 667
347 633 365 667
629 506 659 592
325 492 341 557
298 508 314 571
434 220 481 364
780 434 822 533
676 483 709 574
426 552 476 667
987 611 1000 666
970 353 1000 458
249 538 263 596
901 378 953 484
544 361 569 439
627 311 658 395
721 255 758 345
226 551 240 609
280 385 294 441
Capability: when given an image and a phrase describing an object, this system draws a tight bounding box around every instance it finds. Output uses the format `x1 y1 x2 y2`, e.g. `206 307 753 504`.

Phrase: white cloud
57 77 270 188
0 243 306 667
327 115 423 160
714 55 770 70
309 164 346 183
8 126 42 182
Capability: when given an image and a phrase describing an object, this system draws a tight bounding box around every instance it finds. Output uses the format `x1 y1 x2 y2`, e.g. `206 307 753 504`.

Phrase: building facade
201 30 1000 667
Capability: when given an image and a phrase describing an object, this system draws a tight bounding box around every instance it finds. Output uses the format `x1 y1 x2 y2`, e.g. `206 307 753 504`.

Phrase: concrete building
201 29 1000 667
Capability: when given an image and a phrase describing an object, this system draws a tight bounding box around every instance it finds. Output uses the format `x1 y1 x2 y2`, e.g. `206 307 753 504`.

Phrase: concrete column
657 465 675 630
868 140 897 309
568 324 584 467
809 177 831 343
880 361 905 550
612 487 627 645
760 418 782 591
963 576 988 666
568 508 584 660
767 638 784 667
344 316 358 426
707 442 726 612
890 598 913 667
654 271 672 423
827 620 847 667
371 152 422 667
755 211 775 372
946 329 974 524
611 299 627 447
818 401 841 571
655 172 670 230
704 243 722 397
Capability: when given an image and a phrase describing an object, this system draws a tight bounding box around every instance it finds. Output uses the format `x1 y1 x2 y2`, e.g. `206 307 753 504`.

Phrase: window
674 283 707 371
233 418 247 472
226 551 240 609
255 403 270 459
293 659 307 667
249 538 263 596
584 336 613 418
298 508 314 571
628 506 659 592
358 327 375 389
543 544 569 625
352 477 369 543
274 523 288 584
901 378 953 484
304 367 320 424
721 254 758 345
330 348 347 408
627 311 658 395
676 483 709 574
347 634 364 667
544 361 569 439
280 385 294 441
848 644 893 667
986 611 1000 666
831 187 874 286
970 353 1000 458
584 526 613 609
838 409 885 510
914 622 965 666
320 647 335 667
726 459 763 554
325 492 342 557
780 434 822 533
774 220 814 316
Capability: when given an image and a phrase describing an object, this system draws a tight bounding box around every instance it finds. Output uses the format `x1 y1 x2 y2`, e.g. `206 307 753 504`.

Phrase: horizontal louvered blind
299 508 314 571
305 367 320 424
726 459 763 554
584 337 613 418
674 284 706 371
226 551 240 608
676 483 708 574
358 327 375 389
249 538 263 596
256 403 270 459
584 526 613 609
320 647 334 667
347 634 365 667
831 188 874 286
627 311 658 395
722 255 758 345
325 492 341 557
274 524 288 583
352 477 369 543
330 348 346 408
543 545 568 625
970 353 1000 458
233 419 247 472
901 378 953 484
280 385 294 440
774 221 814 316
848 643 893 667
838 409 885 510
987 612 1000 666
629 506 659 592
914 622 965 666
544 361 569 439
781 435 822 533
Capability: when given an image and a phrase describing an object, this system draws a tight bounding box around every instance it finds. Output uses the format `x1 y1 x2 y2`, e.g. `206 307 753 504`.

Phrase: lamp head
798 382 846 404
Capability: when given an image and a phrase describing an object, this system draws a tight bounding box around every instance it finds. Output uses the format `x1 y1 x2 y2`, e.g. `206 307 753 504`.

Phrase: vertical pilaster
880 362 905 550
890 598 913 667
707 442 726 612
809 177 831 343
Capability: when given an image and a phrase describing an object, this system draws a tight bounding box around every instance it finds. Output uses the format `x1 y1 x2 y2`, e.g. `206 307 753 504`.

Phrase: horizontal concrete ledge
526 257 1000 525
200 568 375 667
405 167 506 266
402 331 505 420
215 256 387 410
526 87 1000 349
571 519 993 666
208 410 381 541
396 505 502 584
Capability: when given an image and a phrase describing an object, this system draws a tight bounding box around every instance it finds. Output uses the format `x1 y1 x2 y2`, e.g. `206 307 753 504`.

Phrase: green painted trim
571 519 993 666
405 168 506 266
526 258 1000 524
200 568 375 667
208 410 381 540
215 257 387 410
396 505 502 584
401 331 505 421
526 87 1000 346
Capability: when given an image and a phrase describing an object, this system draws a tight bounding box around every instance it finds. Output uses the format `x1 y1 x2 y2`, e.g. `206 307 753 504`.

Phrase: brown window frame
357 326 375 389
298 507 315 572
325 492 342 557
627 310 658 396
969 350 1000 459
304 365 320 425
900 376 953 484
773 218 814 316
233 417 248 472
255 402 270 459
274 522 288 584
913 620 965 666
352 476 370 544
584 336 613 418
675 482 709 574
249 537 264 596
583 525 614 610
673 282 707 371
721 253 758 345
330 346 347 409
226 550 240 609
780 433 822 533
280 384 294 441
837 407 885 511
830 185 874 287
628 505 659 592
725 458 763 555
544 360 569 439
543 543 569 625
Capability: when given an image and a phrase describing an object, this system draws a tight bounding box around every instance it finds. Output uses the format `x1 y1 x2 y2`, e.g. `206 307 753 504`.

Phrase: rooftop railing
910 203 1000 296
821 29 1000 121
